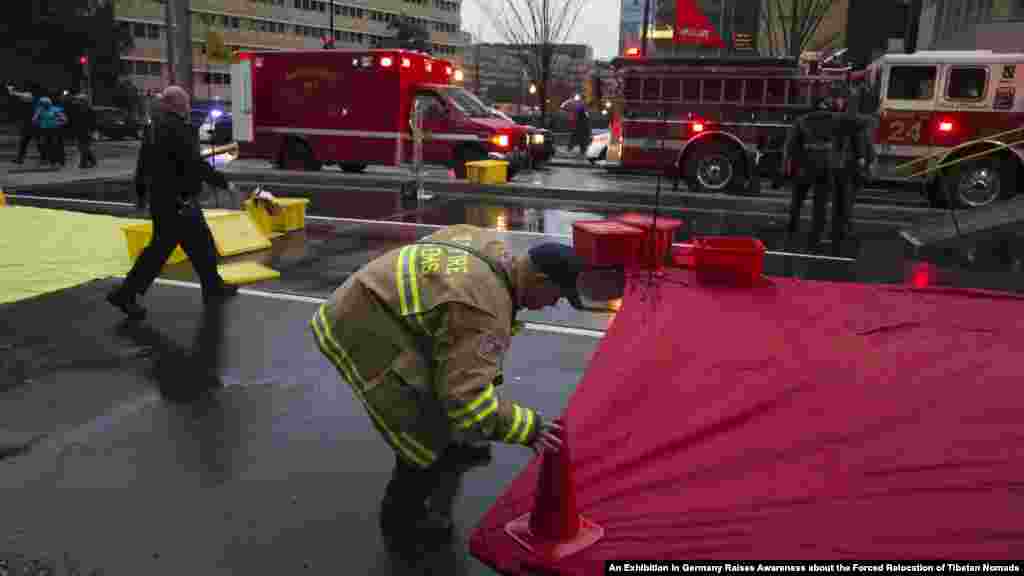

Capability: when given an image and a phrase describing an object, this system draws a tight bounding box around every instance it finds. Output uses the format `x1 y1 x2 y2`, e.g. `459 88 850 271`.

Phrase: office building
916 0 1024 52
114 0 466 99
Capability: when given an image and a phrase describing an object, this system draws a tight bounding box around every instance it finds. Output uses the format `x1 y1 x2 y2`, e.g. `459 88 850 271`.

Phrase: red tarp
470 271 1024 574
675 0 725 48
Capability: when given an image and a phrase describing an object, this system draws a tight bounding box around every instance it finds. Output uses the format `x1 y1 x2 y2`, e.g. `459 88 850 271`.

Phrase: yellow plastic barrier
217 261 281 285
205 210 272 257
466 160 509 185
121 221 189 265
271 198 310 232
0 188 6 207
244 197 310 234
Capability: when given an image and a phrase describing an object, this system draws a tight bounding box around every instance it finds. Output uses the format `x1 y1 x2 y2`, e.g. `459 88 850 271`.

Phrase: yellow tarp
0 206 138 304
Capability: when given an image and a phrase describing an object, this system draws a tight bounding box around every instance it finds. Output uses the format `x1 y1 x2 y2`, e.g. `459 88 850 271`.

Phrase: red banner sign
674 0 725 47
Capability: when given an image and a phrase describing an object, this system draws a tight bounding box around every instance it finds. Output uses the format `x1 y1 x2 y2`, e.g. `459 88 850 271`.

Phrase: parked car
94 106 141 140
586 129 609 164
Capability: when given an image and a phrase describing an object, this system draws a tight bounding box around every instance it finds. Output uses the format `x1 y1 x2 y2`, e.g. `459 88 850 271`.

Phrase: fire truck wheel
941 157 1007 209
685 142 742 194
340 163 368 173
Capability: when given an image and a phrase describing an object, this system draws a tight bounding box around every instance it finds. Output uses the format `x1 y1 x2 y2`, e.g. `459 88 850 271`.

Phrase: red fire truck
854 50 1024 208
605 55 841 194
231 49 531 178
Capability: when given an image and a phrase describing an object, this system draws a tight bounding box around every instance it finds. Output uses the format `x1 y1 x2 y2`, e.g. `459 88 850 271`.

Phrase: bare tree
760 0 841 58
469 0 589 126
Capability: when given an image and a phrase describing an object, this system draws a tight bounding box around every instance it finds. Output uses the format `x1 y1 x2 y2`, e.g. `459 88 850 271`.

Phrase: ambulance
857 50 1024 208
231 49 531 179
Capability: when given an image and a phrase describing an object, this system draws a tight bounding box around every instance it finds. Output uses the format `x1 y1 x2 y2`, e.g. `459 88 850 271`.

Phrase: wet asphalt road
4 157 1024 574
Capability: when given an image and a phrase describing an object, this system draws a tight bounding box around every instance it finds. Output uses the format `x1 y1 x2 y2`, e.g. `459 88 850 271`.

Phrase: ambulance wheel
685 141 741 194
455 146 487 179
340 163 368 173
279 138 321 172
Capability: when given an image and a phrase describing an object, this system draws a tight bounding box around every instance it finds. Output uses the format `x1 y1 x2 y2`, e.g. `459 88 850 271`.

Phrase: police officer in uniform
310 224 622 556
107 86 239 319
784 85 872 256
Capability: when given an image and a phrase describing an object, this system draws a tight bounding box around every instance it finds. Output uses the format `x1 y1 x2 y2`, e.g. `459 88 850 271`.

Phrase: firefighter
310 224 621 553
783 86 871 256
840 85 877 241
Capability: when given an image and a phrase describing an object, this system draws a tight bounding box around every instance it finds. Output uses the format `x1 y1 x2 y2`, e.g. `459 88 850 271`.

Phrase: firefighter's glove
530 419 563 455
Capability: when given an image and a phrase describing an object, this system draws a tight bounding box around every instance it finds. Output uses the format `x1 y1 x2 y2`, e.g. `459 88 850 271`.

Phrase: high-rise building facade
916 0 1024 52
114 0 466 100
620 0 762 57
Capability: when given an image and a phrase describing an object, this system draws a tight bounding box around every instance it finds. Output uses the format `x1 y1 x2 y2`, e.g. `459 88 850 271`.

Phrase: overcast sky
460 0 623 60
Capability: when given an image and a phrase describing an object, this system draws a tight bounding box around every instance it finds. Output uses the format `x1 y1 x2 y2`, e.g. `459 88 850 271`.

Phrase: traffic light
79 55 88 66
322 36 335 49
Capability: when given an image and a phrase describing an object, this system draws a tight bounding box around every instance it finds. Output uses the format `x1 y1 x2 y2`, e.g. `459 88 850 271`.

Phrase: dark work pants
787 164 833 254
16 124 42 161
384 444 486 520
831 170 853 257
121 202 224 297
76 134 96 167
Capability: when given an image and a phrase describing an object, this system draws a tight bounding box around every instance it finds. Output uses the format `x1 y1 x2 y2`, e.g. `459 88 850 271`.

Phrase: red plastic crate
614 213 684 269
572 220 645 268
692 236 766 286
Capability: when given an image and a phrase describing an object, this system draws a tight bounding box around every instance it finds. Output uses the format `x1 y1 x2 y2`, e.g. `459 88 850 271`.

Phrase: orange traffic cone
505 419 603 562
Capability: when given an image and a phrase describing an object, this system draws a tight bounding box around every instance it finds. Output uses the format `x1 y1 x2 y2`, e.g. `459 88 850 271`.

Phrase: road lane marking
11 193 866 262
145 278 608 338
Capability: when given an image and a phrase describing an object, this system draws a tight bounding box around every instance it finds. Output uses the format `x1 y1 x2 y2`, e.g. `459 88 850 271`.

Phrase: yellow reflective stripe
311 306 434 468
448 383 495 419
517 408 535 444
456 395 498 430
407 245 422 315
504 404 523 442
406 245 431 333
401 432 434 461
395 247 410 316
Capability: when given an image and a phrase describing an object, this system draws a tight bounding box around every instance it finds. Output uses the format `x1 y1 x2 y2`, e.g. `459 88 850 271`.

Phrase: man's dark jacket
784 111 874 177
66 100 96 139
135 110 228 211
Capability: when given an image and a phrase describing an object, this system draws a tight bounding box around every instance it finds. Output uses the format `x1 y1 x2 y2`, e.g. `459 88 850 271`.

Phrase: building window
947 67 987 101
888 66 937 100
